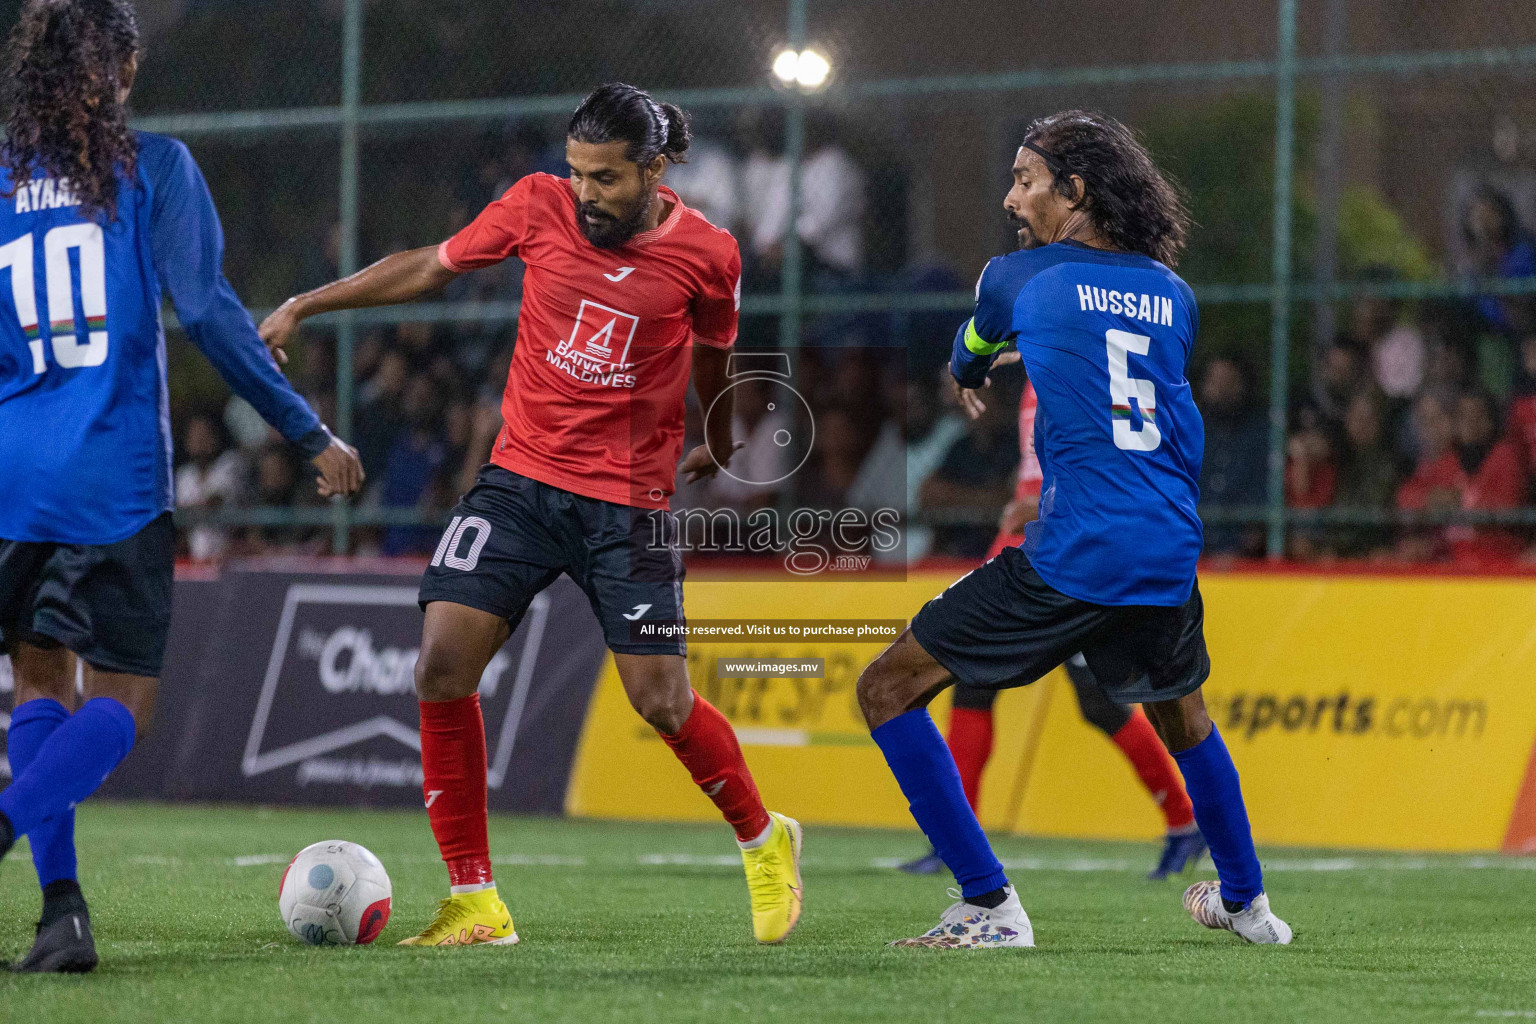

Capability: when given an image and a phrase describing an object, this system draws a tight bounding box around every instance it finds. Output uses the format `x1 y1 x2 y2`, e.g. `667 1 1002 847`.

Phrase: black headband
1022 140 1076 180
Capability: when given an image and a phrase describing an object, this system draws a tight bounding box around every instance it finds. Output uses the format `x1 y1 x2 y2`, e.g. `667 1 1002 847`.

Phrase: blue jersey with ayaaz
951 242 1204 606
0 132 326 545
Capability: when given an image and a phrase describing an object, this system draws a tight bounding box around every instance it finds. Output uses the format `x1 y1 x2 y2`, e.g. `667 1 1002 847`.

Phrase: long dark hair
1023 110 1191 267
2 0 141 221
568 82 691 167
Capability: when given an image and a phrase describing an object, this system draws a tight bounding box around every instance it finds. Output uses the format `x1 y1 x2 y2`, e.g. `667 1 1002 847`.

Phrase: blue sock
0 697 135 839
1170 724 1263 905
5 699 78 886
872 709 1008 900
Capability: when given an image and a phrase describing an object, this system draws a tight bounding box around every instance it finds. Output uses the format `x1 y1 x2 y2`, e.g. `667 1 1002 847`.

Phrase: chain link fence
42 0 1533 565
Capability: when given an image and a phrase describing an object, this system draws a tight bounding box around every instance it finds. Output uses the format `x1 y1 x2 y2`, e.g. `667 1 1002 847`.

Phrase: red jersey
439 173 740 508
1013 381 1044 503
1396 440 1528 563
987 382 1045 559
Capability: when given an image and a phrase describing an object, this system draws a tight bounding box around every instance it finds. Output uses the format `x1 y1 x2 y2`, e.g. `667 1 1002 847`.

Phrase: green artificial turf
2 802 1534 1023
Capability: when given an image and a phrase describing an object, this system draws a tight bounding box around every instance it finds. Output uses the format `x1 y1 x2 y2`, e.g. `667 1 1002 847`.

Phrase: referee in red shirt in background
260 84 803 949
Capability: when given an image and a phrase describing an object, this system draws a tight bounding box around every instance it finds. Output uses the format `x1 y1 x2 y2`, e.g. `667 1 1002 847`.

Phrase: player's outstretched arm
680 343 742 483
259 246 459 365
144 135 365 497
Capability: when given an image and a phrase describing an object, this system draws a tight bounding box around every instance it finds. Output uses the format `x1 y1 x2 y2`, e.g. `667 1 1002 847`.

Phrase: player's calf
1149 687 1291 937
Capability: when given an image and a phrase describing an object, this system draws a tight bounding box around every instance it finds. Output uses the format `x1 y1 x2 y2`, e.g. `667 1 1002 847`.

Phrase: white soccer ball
278 840 392 946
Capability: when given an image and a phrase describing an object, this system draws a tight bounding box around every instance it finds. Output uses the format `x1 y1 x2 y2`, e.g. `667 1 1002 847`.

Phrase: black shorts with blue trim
0 512 176 677
910 546 1209 705
418 465 685 656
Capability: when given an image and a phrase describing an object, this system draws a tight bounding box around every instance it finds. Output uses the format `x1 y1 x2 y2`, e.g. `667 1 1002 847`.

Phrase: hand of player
950 350 1018 420
258 299 303 366
951 375 992 420
312 436 365 498
680 441 744 483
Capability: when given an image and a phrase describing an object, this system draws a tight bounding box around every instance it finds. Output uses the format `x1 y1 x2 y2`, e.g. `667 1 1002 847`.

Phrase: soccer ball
278 840 392 946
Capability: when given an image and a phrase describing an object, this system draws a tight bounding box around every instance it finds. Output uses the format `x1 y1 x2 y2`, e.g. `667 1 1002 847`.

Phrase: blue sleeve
143 136 329 458
950 256 1023 388
1173 275 1199 366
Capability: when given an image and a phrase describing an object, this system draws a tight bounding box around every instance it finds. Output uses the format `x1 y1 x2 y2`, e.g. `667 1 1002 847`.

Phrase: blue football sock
5 699 78 886
1170 723 1263 905
872 708 1009 900
0 697 136 839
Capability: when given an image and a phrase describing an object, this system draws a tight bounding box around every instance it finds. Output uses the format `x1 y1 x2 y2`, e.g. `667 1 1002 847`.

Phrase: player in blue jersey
858 111 1291 947
0 0 362 972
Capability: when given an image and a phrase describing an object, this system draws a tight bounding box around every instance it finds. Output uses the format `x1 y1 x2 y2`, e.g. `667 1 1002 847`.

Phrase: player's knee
1145 692 1211 753
856 656 904 729
10 642 77 707
626 678 692 734
631 691 690 734
81 670 157 740
413 642 480 703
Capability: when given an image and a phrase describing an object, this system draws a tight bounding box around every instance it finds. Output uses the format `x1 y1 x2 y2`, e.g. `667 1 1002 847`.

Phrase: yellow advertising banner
1017 574 1536 851
567 571 1536 852
567 573 1050 830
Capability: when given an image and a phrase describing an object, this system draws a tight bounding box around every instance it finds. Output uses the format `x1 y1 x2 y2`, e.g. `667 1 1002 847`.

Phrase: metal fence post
778 0 807 350
333 0 363 554
1266 0 1299 559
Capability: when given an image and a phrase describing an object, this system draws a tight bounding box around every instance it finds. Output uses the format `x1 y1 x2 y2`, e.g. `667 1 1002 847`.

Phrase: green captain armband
962 318 1007 356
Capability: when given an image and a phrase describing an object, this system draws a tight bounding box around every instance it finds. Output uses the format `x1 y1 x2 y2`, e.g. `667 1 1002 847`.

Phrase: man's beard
1010 213 1042 250
578 192 654 249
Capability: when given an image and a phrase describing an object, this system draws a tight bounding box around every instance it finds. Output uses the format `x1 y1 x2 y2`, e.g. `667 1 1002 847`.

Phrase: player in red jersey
900 374 1206 880
260 84 803 947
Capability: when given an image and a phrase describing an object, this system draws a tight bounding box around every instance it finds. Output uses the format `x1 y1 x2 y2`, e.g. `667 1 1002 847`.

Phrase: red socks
660 694 771 842
418 695 494 888
1112 708 1196 830
945 707 995 813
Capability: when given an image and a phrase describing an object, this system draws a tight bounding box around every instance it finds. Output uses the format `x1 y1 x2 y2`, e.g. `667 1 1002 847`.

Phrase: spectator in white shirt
665 136 739 233
750 112 867 278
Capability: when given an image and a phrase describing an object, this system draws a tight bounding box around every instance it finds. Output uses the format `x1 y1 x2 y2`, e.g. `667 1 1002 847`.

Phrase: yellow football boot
396 887 519 947
740 811 804 944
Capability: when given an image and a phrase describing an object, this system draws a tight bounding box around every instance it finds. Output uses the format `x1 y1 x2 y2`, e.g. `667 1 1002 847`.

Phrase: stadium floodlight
771 47 833 91
794 49 831 89
772 48 801 84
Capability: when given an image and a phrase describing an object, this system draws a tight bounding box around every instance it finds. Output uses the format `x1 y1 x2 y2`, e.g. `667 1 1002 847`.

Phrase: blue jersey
0 132 327 545
951 242 1204 606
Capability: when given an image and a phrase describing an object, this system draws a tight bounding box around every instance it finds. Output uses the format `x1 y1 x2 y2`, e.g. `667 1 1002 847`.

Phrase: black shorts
419 466 685 656
0 513 176 677
910 546 1210 705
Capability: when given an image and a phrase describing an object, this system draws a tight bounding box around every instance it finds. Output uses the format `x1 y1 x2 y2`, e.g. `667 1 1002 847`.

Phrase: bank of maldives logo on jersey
548 299 640 389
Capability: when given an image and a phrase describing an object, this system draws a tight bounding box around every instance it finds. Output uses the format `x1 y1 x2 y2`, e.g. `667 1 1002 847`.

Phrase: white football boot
1183 880 1293 944
891 886 1035 948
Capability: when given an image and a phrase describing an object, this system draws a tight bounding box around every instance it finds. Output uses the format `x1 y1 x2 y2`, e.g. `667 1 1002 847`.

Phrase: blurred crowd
1207 187 1536 567
172 124 1536 568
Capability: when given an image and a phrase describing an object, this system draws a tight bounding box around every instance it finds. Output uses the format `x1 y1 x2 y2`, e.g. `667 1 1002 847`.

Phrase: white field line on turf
869 855 1536 873
1475 1012 1536 1018
127 852 1536 872
127 853 594 868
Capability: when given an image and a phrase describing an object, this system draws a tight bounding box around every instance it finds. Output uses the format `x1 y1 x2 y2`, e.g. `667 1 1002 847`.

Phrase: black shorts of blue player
418 465 686 656
910 546 1209 706
0 513 176 678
